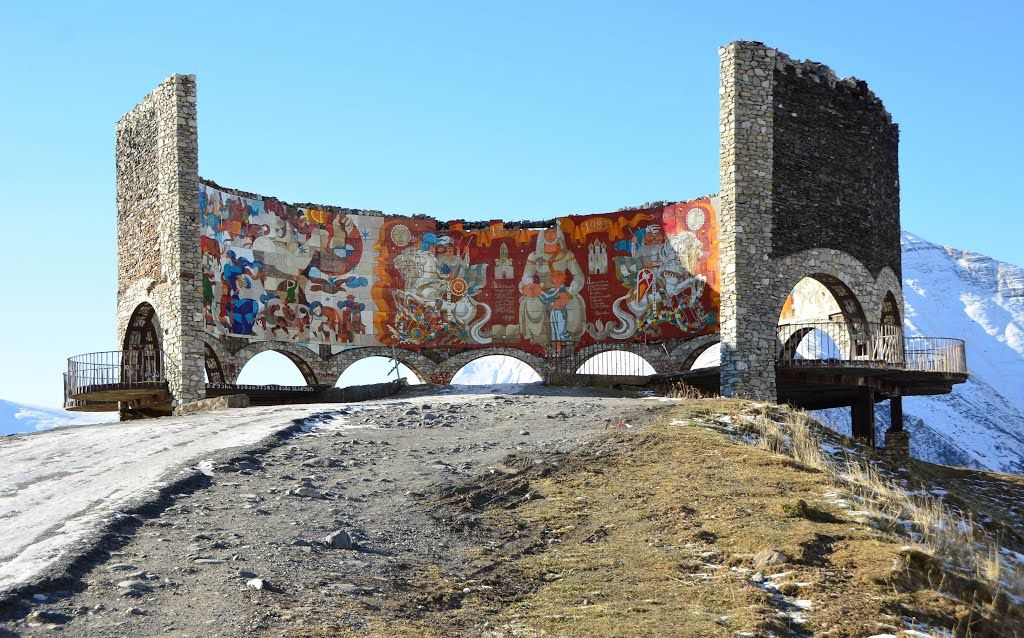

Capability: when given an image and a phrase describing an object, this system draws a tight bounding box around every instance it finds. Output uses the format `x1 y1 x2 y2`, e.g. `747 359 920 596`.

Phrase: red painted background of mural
372 198 720 354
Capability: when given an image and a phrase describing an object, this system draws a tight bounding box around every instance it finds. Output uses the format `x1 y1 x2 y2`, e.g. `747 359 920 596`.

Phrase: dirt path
0 385 665 637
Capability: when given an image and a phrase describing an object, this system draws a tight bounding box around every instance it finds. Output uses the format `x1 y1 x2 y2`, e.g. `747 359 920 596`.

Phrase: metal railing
778 321 904 366
65 349 166 399
777 321 967 375
904 337 968 374
548 341 662 377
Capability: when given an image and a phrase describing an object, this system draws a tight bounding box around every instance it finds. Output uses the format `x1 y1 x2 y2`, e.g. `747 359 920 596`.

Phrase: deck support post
889 395 904 432
851 387 876 446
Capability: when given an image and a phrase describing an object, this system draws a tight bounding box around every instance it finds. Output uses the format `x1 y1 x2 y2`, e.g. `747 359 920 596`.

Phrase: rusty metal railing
777 322 967 375
904 337 968 374
64 349 166 400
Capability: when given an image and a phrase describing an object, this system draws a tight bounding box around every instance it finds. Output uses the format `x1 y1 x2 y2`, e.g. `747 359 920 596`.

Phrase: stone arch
329 346 438 386
671 334 721 370
199 335 232 384
880 290 902 326
234 341 323 386
438 348 548 385
771 249 884 363
120 302 163 384
122 302 162 352
771 248 881 329
775 274 868 364
875 266 904 325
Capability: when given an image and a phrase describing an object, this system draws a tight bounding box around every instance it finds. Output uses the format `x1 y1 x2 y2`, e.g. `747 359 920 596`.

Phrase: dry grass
293 398 1024 637
664 381 708 400
723 402 1024 634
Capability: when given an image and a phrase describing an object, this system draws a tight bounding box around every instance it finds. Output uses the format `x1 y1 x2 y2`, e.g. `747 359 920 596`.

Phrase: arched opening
122 302 161 352
121 303 162 383
881 291 901 326
778 275 870 365
336 357 424 387
204 343 225 384
236 351 311 386
575 350 656 376
450 355 542 385
689 342 720 370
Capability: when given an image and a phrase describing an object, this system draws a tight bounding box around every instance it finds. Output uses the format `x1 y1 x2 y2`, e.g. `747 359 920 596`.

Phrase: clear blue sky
1 0 1021 408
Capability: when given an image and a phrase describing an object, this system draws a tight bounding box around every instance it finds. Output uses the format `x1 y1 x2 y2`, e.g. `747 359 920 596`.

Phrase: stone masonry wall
116 75 206 413
717 42 903 400
717 42 778 400
116 104 160 291
771 54 901 278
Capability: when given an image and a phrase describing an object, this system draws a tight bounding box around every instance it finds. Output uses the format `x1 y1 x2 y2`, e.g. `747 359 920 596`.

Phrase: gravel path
0 385 667 637
0 404 329 597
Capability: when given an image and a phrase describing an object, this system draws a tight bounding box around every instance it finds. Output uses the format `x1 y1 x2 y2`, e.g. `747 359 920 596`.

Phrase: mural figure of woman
519 227 586 351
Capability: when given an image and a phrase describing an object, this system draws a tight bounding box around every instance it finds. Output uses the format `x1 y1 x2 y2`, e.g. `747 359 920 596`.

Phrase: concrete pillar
717 42 778 400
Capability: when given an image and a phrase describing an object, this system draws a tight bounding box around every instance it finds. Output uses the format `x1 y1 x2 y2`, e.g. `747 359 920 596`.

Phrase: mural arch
234 342 322 386
574 349 658 376
439 348 548 385
330 347 437 387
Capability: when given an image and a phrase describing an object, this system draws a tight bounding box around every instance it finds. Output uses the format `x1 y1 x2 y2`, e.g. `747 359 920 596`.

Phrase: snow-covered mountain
458 231 1024 473
895 232 1024 473
451 355 542 385
0 400 114 437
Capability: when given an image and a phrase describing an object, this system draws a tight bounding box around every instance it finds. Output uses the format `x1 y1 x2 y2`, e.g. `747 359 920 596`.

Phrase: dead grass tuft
720 401 1024 635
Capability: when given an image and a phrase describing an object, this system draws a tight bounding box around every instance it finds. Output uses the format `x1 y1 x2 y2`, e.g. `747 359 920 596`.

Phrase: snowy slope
897 232 1024 473
0 404 331 596
453 355 543 385
0 400 114 437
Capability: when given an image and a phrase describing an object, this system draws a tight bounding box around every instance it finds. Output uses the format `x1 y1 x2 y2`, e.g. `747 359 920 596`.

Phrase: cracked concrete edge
0 409 343 614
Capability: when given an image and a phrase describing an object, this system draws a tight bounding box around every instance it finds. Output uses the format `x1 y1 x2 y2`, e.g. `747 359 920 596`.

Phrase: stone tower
115 74 206 410
717 42 903 400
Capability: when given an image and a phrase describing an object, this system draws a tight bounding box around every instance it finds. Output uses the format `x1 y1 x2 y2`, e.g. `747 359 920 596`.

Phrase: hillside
3 389 1021 637
898 231 1024 473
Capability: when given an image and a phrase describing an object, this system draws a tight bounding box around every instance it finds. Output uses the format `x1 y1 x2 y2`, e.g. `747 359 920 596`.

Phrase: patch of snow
0 404 335 596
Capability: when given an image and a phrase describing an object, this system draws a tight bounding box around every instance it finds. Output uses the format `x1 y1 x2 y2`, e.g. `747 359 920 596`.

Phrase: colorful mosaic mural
199 183 720 354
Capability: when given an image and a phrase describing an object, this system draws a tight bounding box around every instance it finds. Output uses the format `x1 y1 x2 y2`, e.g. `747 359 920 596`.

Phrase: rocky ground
0 385 666 637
